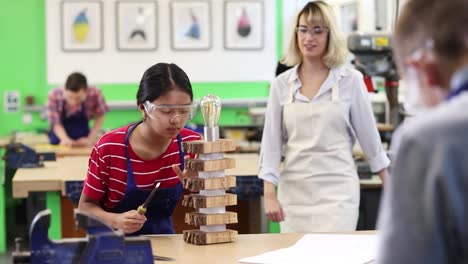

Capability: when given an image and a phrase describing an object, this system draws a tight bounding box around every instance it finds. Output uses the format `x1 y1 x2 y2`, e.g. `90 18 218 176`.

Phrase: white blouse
259 65 390 185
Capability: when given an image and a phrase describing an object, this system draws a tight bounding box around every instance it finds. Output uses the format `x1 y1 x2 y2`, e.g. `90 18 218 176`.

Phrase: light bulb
200 94 221 141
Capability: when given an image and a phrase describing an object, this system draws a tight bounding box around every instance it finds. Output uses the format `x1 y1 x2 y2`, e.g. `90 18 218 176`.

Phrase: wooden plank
183 176 236 192
183 229 237 245
182 139 236 154
185 158 236 172
185 212 238 226
182 193 237 208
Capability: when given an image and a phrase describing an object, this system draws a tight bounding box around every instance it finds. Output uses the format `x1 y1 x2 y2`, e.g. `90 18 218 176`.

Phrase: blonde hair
281 1 348 68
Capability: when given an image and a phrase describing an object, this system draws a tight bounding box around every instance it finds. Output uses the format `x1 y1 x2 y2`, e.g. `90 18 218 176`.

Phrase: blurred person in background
377 0 468 263
48 72 108 146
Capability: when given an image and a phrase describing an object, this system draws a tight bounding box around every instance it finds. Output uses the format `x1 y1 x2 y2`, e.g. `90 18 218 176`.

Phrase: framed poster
116 1 157 51
61 0 103 51
170 1 211 50
340 1 358 34
224 0 264 50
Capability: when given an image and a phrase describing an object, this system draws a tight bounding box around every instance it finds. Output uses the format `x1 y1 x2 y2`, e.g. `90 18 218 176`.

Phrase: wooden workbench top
12 153 382 198
0 134 92 157
12 156 90 198
148 232 376 263
32 144 93 157
12 154 261 198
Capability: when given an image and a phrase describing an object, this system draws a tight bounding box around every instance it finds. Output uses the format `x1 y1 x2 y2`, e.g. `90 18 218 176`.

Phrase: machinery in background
12 209 156 264
348 32 400 127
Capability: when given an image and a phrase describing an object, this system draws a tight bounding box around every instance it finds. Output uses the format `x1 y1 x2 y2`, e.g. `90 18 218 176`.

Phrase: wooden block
185 212 238 226
183 229 238 245
183 176 236 192
183 139 236 154
185 158 235 172
182 193 237 208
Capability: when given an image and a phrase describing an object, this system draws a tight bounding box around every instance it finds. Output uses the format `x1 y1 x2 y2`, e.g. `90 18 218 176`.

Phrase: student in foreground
376 0 468 263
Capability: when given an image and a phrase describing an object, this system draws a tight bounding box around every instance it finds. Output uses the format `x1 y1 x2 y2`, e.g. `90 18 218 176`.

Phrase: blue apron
49 102 90 144
108 122 184 235
446 81 468 101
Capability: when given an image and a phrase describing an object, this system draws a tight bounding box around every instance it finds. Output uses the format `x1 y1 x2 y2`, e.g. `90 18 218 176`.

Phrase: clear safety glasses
296 26 329 37
143 101 198 121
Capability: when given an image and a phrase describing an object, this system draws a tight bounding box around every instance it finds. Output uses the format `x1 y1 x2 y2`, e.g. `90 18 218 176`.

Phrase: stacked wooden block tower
181 94 238 245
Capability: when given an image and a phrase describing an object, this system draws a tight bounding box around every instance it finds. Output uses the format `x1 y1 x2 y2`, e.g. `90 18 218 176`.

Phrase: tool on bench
12 209 157 264
3 143 56 168
137 181 161 215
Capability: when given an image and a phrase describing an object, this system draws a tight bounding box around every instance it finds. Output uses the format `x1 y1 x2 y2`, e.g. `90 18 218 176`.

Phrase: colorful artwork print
186 9 201 39
61 1 103 51
237 8 251 37
171 1 211 50
73 9 90 43
224 1 263 50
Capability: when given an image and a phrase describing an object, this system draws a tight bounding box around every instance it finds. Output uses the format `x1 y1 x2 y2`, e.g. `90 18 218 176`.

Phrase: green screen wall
0 0 282 137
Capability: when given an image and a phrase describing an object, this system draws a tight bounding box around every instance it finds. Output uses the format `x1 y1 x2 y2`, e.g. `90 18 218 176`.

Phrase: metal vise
3 143 56 168
13 209 154 264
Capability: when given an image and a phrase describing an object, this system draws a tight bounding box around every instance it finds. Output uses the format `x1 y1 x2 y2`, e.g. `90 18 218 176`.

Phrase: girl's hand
172 155 195 179
112 210 147 234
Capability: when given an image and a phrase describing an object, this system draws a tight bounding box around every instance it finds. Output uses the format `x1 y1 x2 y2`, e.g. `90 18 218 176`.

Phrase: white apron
278 76 359 233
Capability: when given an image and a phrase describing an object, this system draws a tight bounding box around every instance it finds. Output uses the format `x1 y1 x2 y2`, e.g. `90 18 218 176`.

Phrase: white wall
46 0 277 84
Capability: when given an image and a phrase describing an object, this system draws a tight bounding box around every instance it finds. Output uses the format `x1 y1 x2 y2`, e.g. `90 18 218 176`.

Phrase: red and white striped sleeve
83 145 108 201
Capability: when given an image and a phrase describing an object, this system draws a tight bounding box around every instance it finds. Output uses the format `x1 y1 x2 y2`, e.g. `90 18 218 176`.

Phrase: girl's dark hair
136 63 193 105
65 72 88 92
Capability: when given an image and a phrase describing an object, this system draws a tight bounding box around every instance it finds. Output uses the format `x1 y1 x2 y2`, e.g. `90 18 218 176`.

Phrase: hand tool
137 181 161 215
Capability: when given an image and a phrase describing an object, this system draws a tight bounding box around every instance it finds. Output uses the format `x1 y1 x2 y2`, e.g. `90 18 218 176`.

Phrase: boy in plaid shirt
48 72 108 146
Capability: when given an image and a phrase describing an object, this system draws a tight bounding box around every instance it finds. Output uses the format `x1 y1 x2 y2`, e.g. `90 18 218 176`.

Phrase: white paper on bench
238 234 377 264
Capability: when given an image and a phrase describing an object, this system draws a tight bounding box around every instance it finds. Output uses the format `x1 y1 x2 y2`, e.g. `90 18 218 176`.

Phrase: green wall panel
0 0 48 136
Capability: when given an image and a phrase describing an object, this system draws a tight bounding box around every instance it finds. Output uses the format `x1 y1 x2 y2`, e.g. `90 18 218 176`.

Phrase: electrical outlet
4 90 20 112
22 113 33 124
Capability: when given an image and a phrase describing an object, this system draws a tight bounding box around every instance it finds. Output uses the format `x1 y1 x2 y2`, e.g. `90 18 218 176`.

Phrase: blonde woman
259 1 389 233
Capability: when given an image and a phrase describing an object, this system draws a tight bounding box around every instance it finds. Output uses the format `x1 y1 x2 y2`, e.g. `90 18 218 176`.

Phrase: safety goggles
296 26 329 37
143 101 198 121
408 39 434 62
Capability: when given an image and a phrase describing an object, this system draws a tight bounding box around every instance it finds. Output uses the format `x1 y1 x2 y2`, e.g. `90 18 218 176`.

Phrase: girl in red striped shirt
78 63 201 235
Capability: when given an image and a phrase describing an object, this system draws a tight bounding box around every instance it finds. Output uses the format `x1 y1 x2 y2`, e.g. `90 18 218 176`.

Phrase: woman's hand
264 194 285 222
112 210 147 234
263 181 285 222
377 168 389 186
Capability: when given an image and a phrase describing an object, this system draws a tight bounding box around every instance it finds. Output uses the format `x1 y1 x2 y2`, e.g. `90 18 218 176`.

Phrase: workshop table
12 154 263 240
0 132 91 253
147 232 376 263
12 154 382 240
0 144 91 252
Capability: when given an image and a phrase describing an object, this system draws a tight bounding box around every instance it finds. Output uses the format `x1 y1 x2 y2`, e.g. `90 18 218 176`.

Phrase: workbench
147 232 376 263
12 153 382 240
0 138 91 253
12 154 264 240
